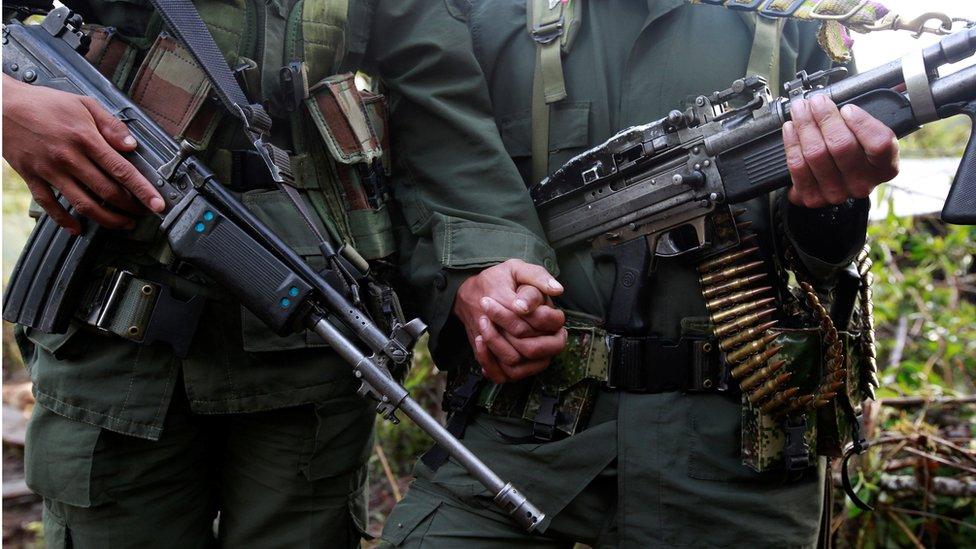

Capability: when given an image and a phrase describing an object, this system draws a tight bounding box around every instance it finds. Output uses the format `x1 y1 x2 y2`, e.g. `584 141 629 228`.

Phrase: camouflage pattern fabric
478 311 609 438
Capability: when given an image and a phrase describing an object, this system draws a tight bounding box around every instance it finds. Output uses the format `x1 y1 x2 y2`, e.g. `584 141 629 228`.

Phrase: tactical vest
75 0 396 351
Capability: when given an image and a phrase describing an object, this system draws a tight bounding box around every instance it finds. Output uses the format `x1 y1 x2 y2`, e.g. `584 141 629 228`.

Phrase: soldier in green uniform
1 0 540 546
384 1 900 547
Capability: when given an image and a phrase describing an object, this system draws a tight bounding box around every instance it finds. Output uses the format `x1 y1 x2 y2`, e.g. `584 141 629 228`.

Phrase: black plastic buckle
141 283 205 358
279 60 309 112
531 21 563 44
531 391 560 441
784 419 812 471
357 159 389 209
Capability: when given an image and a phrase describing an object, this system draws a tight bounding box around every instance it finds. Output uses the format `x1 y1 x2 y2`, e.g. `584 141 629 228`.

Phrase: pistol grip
942 101 976 225
592 237 652 334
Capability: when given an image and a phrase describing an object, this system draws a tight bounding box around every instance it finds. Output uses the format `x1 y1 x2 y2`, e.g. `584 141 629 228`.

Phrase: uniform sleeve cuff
422 215 558 364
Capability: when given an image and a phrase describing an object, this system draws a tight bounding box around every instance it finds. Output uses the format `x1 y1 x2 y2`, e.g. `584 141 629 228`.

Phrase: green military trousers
382 390 826 548
26 388 373 549
27 387 373 549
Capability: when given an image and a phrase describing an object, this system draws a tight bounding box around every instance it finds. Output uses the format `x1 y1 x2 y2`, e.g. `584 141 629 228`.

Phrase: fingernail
480 367 488 377
792 99 808 114
150 197 165 212
547 279 563 292
479 317 489 331
514 298 528 312
840 104 857 119
480 297 490 312
475 335 483 346
123 135 137 147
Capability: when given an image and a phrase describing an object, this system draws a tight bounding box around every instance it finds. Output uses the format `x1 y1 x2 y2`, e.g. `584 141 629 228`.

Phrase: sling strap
527 0 581 184
145 0 367 288
746 15 785 95
144 0 292 186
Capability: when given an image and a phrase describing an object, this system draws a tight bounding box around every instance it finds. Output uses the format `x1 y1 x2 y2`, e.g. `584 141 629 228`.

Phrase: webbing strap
689 1 971 62
527 0 572 185
746 15 784 95
145 0 269 133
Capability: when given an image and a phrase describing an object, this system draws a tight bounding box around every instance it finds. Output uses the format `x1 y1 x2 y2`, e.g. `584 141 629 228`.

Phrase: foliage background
2 110 974 549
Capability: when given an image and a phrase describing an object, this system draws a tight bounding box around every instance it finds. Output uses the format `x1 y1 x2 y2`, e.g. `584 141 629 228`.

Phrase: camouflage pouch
126 34 223 148
741 327 822 472
478 311 609 439
82 25 138 89
740 327 872 471
304 73 395 260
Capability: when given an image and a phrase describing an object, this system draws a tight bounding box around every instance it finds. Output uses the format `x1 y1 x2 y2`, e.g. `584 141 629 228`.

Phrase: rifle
531 27 976 333
1 8 545 530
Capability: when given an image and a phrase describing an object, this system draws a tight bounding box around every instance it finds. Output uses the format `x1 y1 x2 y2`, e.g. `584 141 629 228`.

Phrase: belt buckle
80 268 161 339
81 268 134 331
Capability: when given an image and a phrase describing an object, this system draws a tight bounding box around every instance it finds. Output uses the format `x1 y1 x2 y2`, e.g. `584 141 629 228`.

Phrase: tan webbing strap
528 0 570 185
746 15 785 96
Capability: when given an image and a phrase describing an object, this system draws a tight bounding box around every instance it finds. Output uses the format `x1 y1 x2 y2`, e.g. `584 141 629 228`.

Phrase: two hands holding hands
453 95 901 381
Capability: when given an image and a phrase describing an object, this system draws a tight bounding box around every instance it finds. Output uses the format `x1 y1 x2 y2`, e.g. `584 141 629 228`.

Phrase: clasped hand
453 259 567 384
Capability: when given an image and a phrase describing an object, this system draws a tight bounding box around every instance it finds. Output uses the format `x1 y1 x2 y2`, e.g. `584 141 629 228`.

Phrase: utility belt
472 312 728 442
74 266 210 358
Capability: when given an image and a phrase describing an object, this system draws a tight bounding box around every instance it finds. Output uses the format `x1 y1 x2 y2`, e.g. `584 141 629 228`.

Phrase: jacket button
433 271 447 290
544 257 556 272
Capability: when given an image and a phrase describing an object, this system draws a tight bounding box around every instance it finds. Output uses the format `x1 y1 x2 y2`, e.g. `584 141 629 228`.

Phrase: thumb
81 97 137 151
508 260 563 297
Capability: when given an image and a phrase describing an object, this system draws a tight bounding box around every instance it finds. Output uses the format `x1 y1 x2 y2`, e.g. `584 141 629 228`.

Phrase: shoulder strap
147 0 364 283
527 0 581 184
145 0 292 185
746 15 785 96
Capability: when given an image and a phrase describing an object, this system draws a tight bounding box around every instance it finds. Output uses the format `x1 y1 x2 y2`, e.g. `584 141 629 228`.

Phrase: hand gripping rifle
1 8 545 531
531 27 976 333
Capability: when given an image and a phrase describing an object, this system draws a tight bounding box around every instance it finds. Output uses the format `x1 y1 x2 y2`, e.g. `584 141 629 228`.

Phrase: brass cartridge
726 333 780 364
714 308 777 338
701 273 767 300
748 372 792 402
760 387 800 414
710 297 777 325
719 320 778 351
730 344 783 379
706 286 773 313
699 260 764 286
698 246 760 274
739 359 786 391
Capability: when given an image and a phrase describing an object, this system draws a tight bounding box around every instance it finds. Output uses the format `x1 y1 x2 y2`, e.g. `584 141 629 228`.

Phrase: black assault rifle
1 8 545 530
531 27 976 333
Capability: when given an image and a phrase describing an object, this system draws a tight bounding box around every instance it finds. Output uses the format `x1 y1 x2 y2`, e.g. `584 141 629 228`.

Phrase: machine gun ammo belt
76 266 206 357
